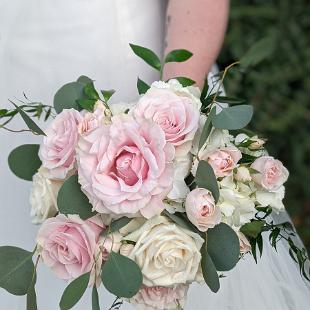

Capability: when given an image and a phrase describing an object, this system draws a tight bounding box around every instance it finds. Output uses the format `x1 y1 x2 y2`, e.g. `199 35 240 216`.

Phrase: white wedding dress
0 1 309 309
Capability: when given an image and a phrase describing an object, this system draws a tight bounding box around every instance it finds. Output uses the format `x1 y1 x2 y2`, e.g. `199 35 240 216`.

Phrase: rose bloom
251 156 289 191
30 167 63 224
77 115 174 219
122 216 204 286
237 231 251 254
203 146 242 178
39 109 82 179
36 214 103 281
185 188 221 232
133 81 200 157
129 284 189 310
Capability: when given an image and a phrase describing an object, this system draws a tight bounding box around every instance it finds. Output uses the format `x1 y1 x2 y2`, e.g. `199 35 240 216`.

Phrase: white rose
234 166 252 182
256 186 285 212
30 167 63 224
218 177 256 227
122 216 204 286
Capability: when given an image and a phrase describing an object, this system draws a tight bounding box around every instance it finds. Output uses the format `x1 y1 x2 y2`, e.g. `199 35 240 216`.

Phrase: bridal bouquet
0 44 309 310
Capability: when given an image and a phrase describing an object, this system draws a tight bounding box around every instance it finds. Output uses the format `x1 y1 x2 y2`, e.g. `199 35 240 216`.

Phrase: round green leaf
59 272 90 310
165 49 193 63
77 75 94 85
57 175 96 220
212 105 253 130
54 82 86 114
8 144 41 181
195 160 220 203
200 243 220 293
0 246 34 296
207 223 240 271
101 252 142 298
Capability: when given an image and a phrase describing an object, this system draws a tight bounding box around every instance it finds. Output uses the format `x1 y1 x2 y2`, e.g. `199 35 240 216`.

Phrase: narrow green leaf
77 99 96 112
200 77 209 102
207 223 240 271
173 77 196 87
10 102 46 135
8 144 41 181
257 234 263 257
101 89 116 102
212 105 253 130
77 75 94 85
59 272 90 310
137 78 150 95
27 275 37 310
101 252 142 298
101 217 132 237
195 160 220 203
215 96 246 105
200 243 220 293
92 286 100 310
165 49 193 63
198 108 216 150
0 109 8 117
250 238 258 263
240 220 266 238
57 175 96 220
0 246 34 296
54 82 86 114
129 44 161 71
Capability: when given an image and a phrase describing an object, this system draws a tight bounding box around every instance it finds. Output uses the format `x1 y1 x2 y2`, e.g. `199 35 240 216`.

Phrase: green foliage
101 89 115 102
137 78 150 95
101 252 142 298
164 49 193 63
218 0 310 251
198 108 216 150
129 44 161 71
0 246 34 296
57 175 96 220
92 286 100 310
101 217 131 237
240 220 266 239
8 144 41 181
59 272 90 310
195 160 220 202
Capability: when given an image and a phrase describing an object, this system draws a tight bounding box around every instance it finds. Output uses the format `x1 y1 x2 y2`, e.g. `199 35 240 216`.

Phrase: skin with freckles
164 0 230 88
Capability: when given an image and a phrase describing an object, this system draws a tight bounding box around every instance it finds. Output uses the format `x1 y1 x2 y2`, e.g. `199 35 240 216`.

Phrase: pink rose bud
237 231 251 254
39 109 82 179
206 146 242 177
185 188 221 232
251 156 289 191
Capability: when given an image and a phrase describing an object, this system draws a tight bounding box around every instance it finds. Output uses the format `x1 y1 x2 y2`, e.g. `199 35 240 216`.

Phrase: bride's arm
163 0 230 88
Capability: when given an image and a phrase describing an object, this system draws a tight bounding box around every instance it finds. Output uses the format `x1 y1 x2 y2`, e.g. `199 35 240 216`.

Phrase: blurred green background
218 0 310 251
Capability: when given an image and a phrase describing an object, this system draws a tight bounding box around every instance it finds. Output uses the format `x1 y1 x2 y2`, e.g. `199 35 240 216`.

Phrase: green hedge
218 0 310 250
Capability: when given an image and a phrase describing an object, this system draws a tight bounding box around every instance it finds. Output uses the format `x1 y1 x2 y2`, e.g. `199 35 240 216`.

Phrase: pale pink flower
205 146 242 177
129 285 189 310
185 188 221 232
36 214 104 281
77 115 174 218
251 156 289 191
133 87 199 156
237 231 251 254
39 109 82 179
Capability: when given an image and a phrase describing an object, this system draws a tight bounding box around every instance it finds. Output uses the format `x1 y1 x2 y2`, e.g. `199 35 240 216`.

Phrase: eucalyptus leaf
207 223 240 271
54 82 86 113
240 220 266 238
137 78 150 95
0 246 34 296
57 175 96 220
77 99 96 112
101 252 142 298
195 160 220 202
77 75 94 85
92 286 100 310
198 108 216 150
11 102 46 135
129 44 161 71
101 89 116 102
8 144 41 181
84 84 99 100
200 243 220 293
212 105 253 130
165 49 193 63
59 272 90 310
101 217 131 237
173 77 196 87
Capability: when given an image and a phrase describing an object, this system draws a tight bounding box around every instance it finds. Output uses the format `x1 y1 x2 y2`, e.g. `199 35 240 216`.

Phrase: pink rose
130 285 189 310
77 115 174 218
36 214 103 281
251 156 289 191
185 188 221 232
237 231 251 254
133 87 199 156
39 109 82 179
205 146 242 177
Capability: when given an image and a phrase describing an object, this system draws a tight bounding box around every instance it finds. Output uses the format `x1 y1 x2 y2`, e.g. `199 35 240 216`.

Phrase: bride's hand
163 0 230 88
